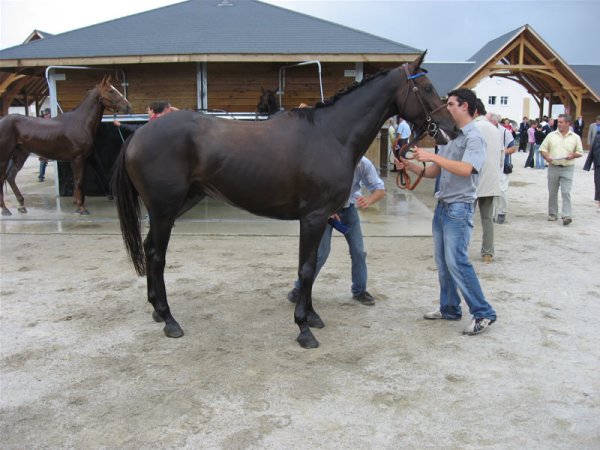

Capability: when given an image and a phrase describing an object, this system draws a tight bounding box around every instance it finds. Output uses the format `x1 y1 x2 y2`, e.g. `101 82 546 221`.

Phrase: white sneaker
463 317 495 335
423 310 444 320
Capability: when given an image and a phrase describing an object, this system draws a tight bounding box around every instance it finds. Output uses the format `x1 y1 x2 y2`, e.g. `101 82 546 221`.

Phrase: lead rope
114 113 126 143
393 131 428 190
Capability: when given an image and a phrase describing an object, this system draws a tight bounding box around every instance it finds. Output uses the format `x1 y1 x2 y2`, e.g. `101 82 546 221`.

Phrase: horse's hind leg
145 215 184 338
71 156 89 215
0 164 11 216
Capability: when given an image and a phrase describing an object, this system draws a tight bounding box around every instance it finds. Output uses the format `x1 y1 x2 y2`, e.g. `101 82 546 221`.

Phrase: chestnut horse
112 53 457 349
0 76 131 215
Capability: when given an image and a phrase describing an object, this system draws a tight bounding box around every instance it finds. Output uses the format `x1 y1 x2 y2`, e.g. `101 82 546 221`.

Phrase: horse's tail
111 135 146 276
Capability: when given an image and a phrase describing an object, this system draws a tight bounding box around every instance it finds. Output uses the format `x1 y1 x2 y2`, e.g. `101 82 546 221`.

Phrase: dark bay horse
256 88 279 116
0 77 131 215
112 53 457 349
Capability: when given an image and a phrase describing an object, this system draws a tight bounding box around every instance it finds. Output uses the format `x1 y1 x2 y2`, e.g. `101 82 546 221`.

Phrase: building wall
47 62 400 115
473 76 564 123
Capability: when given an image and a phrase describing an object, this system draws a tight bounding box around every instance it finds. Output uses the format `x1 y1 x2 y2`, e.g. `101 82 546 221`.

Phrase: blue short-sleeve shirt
436 121 486 204
346 157 385 207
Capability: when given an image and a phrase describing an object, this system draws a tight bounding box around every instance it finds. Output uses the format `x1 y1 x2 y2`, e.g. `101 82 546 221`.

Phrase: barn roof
423 24 599 107
0 0 421 67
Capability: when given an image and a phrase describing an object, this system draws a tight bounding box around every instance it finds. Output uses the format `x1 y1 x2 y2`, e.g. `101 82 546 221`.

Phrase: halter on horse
0 76 131 216
393 65 450 190
112 52 457 349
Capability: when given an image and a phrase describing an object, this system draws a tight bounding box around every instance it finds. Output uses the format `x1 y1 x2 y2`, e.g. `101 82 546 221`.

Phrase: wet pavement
1 156 433 237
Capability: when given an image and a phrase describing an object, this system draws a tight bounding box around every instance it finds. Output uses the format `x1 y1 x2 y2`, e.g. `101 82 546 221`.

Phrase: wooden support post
379 127 389 177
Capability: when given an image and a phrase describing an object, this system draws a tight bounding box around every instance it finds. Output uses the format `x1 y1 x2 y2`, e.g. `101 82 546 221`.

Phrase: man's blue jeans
433 202 496 320
294 204 367 296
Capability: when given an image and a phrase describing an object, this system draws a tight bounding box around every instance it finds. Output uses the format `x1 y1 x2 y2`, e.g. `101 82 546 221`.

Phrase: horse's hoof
17 207 27 214
163 322 184 338
1 209 12 216
307 311 325 329
296 330 319 349
77 209 90 215
152 311 164 322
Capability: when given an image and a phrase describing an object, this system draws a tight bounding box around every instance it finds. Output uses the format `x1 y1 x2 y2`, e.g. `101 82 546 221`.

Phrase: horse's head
395 52 457 145
98 76 131 114
257 88 279 116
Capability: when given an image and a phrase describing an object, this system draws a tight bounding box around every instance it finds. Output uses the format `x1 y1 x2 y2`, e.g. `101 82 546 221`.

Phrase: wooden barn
0 0 426 193
0 0 421 116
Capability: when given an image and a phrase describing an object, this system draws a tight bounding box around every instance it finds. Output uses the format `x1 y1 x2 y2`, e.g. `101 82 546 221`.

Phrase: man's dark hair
447 88 477 117
150 101 170 114
475 98 487 116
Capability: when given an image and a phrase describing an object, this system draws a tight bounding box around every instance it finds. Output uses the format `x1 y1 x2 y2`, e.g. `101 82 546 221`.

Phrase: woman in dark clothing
583 133 600 212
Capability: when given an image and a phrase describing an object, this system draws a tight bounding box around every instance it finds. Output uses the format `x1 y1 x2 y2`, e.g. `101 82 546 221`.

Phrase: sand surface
1 151 599 449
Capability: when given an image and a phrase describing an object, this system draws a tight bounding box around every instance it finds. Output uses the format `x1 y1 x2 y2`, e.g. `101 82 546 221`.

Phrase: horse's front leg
71 156 89 215
295 214 328 348
146 217 184 338
6 151 30 214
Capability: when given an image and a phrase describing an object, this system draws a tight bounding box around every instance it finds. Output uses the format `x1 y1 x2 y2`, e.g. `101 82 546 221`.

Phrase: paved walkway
1 156 434 237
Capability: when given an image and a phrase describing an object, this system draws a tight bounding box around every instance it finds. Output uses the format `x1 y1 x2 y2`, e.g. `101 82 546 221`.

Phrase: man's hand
413 146 435 163
356 196 371 208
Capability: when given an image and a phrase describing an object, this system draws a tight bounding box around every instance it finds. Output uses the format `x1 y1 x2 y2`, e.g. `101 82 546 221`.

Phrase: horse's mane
288 69 392 123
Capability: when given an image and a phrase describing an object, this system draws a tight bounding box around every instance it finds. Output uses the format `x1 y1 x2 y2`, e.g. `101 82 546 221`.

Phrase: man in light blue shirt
396 117 412 146
396 88 497 335
288 157 385 306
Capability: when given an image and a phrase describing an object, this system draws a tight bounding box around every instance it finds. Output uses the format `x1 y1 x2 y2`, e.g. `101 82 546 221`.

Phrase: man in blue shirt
396 88 497 335
396 117 412 146
288 157 385 306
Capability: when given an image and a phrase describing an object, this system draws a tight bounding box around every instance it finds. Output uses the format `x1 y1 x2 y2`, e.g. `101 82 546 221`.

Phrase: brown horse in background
0 76 131 215
256 87 279 117
112 53 457 349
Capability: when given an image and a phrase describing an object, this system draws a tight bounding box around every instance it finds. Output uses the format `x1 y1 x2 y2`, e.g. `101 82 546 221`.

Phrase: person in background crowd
534 123 546 169
501 118 516 139
543 118 554 134
539 113 584 226
114 101 179 133
525 119 537 168
573 115 584 137
583 132 600 213
587 115 600 147
518 116 529 152
387 118 397 171
396 117 411 146
488 113 516 224
473 100 502 263
38 108 51 182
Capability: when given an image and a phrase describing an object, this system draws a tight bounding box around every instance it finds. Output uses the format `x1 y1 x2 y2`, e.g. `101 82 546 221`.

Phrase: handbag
503 154 513 174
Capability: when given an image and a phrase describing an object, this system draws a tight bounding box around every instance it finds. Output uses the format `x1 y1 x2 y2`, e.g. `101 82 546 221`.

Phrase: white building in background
473 76 564 122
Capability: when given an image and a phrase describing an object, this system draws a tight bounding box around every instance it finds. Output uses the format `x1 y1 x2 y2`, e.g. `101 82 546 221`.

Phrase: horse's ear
410 51 428 71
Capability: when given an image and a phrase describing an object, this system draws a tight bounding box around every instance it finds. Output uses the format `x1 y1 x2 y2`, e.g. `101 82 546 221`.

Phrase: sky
0 0 598 65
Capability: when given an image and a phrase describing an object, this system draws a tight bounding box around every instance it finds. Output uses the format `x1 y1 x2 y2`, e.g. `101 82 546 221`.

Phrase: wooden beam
0 53 419 68
0 73 25 95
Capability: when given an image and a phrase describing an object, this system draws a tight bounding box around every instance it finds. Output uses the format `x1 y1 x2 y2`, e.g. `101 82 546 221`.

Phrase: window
500 96 508 105
488 96 496 105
